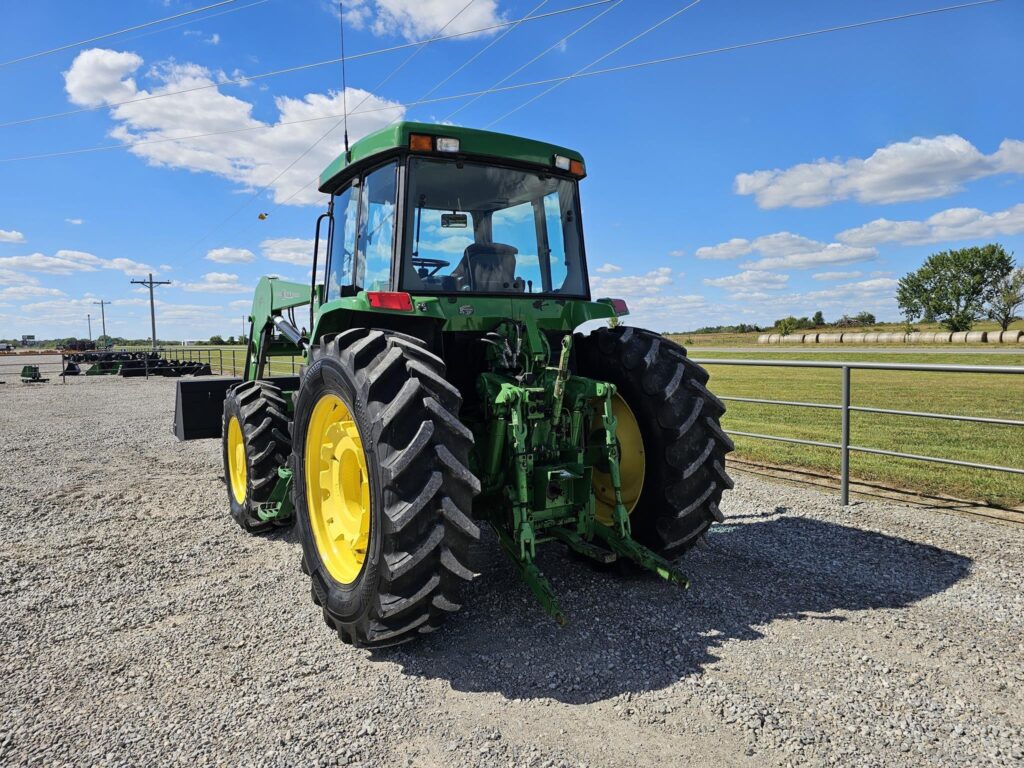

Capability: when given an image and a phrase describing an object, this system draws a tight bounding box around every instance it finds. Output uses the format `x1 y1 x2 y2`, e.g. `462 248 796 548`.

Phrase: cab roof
318 121 585 193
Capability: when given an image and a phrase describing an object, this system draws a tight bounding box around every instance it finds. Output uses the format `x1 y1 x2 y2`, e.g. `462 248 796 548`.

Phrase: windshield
401 157 587 296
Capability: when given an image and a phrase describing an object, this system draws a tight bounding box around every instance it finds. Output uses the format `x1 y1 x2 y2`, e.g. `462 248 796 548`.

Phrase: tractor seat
454 242 523 292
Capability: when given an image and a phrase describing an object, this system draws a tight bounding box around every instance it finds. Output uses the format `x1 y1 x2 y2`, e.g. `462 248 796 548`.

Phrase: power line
417 0 552 105
1 0 241 68
0 0 1005 166
444 0 626 122
180 0 481 256
0 0 614 130
487 0 704 128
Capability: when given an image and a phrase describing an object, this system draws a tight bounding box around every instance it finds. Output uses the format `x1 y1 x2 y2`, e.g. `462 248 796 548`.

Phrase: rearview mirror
441 213 468 228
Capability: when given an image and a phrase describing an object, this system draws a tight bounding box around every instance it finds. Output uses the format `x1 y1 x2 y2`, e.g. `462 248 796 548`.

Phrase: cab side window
355 161 398 291
328 182 358 297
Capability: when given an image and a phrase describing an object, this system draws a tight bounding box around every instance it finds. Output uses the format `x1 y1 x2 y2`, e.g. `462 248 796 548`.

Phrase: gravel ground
2 375 1022 767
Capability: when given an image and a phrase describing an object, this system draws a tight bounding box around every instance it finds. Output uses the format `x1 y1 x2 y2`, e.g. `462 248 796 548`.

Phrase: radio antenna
339 1 350 157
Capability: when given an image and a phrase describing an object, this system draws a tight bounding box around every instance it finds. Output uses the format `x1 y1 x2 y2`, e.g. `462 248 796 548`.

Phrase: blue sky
1 0 1021 339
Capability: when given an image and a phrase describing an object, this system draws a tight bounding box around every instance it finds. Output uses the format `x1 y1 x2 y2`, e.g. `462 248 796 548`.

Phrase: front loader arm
244 277 312 381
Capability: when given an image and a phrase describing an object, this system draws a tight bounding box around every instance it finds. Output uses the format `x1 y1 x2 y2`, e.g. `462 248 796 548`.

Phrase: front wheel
575 326 733 559
291 329 480 648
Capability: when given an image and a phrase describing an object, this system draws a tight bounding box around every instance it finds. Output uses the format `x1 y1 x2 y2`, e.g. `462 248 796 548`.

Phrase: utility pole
87 313 92 340
130 272 172 349
93 299 109 341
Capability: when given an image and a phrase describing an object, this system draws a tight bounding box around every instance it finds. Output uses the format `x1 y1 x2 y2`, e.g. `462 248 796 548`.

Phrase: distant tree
854 311 876 326
777 317 798 336
209 334 225 345
897 244 1014 332
226 335 236 344
988 267 1024 331
812 310 825 326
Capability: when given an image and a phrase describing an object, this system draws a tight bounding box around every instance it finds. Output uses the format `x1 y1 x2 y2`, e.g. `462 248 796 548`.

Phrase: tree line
898 244 1022 332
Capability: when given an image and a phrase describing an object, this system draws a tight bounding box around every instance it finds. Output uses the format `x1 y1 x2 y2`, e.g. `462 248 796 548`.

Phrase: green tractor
175 122 733 647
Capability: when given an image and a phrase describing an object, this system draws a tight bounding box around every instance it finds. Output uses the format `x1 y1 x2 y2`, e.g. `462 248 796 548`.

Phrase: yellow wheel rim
594 393 646 526
227 416 247 505
305 393 371 585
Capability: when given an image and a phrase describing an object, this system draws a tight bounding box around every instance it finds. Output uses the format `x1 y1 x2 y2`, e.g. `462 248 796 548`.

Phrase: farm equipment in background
60 350 213 378
174 122 732 646
21 365 49 384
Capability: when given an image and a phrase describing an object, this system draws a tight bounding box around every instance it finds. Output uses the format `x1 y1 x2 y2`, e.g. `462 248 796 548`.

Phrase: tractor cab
315 122 593 311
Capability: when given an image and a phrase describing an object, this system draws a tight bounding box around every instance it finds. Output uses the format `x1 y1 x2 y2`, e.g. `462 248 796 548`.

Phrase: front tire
576 326 733 559
292 329 480 648
221 380 292 533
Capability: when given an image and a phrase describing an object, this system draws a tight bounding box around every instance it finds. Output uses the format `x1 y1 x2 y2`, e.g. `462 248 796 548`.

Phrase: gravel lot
2 375 1022 767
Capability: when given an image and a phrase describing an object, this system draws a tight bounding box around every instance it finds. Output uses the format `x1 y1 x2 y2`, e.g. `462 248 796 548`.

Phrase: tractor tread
294 329 479 648
575 325 732 560
222 379 292 534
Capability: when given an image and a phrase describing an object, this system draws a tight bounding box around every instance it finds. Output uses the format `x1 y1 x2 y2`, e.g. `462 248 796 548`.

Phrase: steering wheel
412 257 449 277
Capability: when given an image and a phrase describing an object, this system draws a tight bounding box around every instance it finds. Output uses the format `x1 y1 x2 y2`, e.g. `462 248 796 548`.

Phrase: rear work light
435 137 460 153
409 134 460 153
610 298 629 316
554 155 585 176
366 291 413 311
553 154 571 170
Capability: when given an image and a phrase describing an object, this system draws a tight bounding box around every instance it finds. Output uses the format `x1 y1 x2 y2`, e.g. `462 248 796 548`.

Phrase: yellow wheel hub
594 393 646 526
227 416 247 505
305 393 371 585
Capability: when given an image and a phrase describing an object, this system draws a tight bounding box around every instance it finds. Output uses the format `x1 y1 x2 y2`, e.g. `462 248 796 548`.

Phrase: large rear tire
292 329 480 648
575 326 733 559
221 380 292 534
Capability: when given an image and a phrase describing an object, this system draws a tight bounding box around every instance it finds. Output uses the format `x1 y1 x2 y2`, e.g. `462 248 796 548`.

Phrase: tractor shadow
378 513 971 704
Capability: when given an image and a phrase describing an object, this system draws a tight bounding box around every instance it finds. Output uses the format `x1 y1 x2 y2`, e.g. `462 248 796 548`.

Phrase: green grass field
689 350 1024 508
174 343 1024 508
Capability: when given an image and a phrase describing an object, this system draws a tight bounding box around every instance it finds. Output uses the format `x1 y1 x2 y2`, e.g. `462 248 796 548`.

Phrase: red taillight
367 291 414 311
610 298 629 315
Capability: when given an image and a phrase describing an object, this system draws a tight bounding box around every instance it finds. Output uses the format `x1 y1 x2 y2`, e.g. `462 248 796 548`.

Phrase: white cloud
694 238 751 260
229 299 252 310
0 269 37 286
205 33 221 45
340 0 503 41
668 249 685 258
159 264 173 271
836 203 1024 247
261 237 313 266
740 243 876 271
697 231 877 271
590 267 673 296
812 271 863 281
0 249 153 276
65 218 84 225
0 285 65 301
180 272 252 293
0 229 26 243
63 49 143 107
594 263 621 273
703 270 789 291
206 246 256 264
735 135 1024 209
64 49 405 206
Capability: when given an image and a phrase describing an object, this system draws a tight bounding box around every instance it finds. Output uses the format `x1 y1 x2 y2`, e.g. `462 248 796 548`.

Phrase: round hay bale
842 333 865 344
817 332 842 343
781 334 804 344
907 332 924 343
757 333 772 345
950 331 969 343
766 334 781 344
803 333 819 343
964 331 987 343
863 332 880 343
995 330 1023 343
932 332 953 343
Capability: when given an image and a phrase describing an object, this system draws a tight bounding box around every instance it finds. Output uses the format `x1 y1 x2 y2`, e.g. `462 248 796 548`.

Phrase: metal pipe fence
691 358 1024 505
